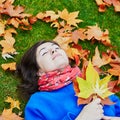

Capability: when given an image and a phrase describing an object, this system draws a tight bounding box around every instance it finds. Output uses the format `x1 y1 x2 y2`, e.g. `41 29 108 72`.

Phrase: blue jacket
25 83 120 120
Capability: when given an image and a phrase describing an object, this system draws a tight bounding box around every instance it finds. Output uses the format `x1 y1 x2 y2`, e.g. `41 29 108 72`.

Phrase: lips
52 53 62 60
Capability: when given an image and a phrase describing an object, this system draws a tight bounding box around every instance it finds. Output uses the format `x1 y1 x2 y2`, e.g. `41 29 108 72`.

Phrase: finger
97 104 103 109
92 98 101 104
102 115 111 120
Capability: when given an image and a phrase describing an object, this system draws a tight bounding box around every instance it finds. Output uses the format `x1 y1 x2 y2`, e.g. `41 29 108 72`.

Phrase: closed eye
42 51 48 56
55 47 60 50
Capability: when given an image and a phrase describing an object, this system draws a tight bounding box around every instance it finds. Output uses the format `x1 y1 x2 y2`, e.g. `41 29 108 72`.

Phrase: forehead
37 42 58 51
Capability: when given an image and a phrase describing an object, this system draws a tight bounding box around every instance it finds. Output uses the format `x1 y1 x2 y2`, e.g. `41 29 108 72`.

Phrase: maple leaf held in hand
75 61 114 104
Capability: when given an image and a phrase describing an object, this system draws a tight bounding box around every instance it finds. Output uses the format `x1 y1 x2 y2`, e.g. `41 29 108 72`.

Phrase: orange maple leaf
58 8 83 27
95 0 120 12
108 79 120 93
108 63 120 76
84 24 111 46
107 50 120 64
0 20 6 36
95 0 107 12
1 0 31 18
57 25 74 37
53 36 81 65
92 46 111 67
71 28 87 44
1 62 16 71
0 109 24 120
112 0 120 12
7 17 20 28
36 11 59 22
0 28 17 56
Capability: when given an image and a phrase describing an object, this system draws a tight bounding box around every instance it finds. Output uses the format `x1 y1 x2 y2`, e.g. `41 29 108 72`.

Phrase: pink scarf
38 65 82 91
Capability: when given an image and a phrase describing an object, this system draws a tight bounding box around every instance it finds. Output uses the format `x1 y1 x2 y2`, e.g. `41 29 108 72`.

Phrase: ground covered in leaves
0 0 120 119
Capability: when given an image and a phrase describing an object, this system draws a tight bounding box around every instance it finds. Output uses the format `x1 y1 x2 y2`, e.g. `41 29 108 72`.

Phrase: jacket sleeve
63 112 76 120
110 94 120 117
25 105 46 120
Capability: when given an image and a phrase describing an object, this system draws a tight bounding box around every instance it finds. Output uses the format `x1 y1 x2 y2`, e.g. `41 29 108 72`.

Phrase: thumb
102 115 111 120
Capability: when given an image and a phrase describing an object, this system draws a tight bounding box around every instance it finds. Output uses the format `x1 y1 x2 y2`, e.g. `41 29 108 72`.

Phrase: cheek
60 51 69 62
38 55 56 72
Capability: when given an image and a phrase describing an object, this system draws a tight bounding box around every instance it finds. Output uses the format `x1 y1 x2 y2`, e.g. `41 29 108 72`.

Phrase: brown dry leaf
112 0 120 12
84 24 111 46
66 47 81 60
107 50 120 64
0 28 17 55
72 44 90 61
108 63 120 76
28 16 37 24
44 11 59 21
51 20 60 28
57 25 74 37
71 28 87 44
95 0 107 12
19 18 32 30
92 46 111 67
0 0 31 18
1 62 16 71
36 11 59 22
108 80 120 92
0 97 23 120
53 36 81 64
54 36 83 65
1 0 23 17
36 12 44 19
21 18 30 26
95 0 120 12
53 36 72 53
58 8 83 27
0 109 23 120
7 18 21 28
0 0 6 4
0 20 6 36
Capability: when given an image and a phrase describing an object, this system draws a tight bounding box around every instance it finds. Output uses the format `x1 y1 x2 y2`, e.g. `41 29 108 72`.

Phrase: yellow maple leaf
5 97 20 109
76 61 113 99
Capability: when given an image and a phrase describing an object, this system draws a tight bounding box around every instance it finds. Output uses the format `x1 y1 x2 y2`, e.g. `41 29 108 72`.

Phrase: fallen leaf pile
0 97 23 120
95 0 120 12
0 0 120 118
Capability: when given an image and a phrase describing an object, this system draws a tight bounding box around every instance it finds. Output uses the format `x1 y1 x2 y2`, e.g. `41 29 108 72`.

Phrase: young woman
17 40 120 120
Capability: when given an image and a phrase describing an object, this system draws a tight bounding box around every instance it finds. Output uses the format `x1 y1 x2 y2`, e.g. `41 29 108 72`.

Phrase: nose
51 49 56 54
51 50 55 54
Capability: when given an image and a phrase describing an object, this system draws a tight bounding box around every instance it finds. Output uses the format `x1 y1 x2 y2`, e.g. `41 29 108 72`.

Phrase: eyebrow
39 47 45 53
39 43 57 53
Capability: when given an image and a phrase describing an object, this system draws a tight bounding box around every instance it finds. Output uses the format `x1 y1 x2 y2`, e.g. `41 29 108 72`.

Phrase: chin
57 63 69 70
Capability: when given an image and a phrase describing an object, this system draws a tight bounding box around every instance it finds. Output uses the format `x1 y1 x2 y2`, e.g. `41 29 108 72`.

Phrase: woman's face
36 42 69 72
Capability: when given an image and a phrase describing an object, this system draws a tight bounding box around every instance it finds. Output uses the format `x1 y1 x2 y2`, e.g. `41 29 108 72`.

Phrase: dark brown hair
16 40 60 100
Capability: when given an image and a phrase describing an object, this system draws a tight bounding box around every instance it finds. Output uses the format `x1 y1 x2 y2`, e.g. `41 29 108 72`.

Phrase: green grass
0 0 120 115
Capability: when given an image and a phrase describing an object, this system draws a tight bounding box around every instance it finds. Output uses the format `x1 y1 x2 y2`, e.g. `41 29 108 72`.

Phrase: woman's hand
103 116 120 120
76 98 108 120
